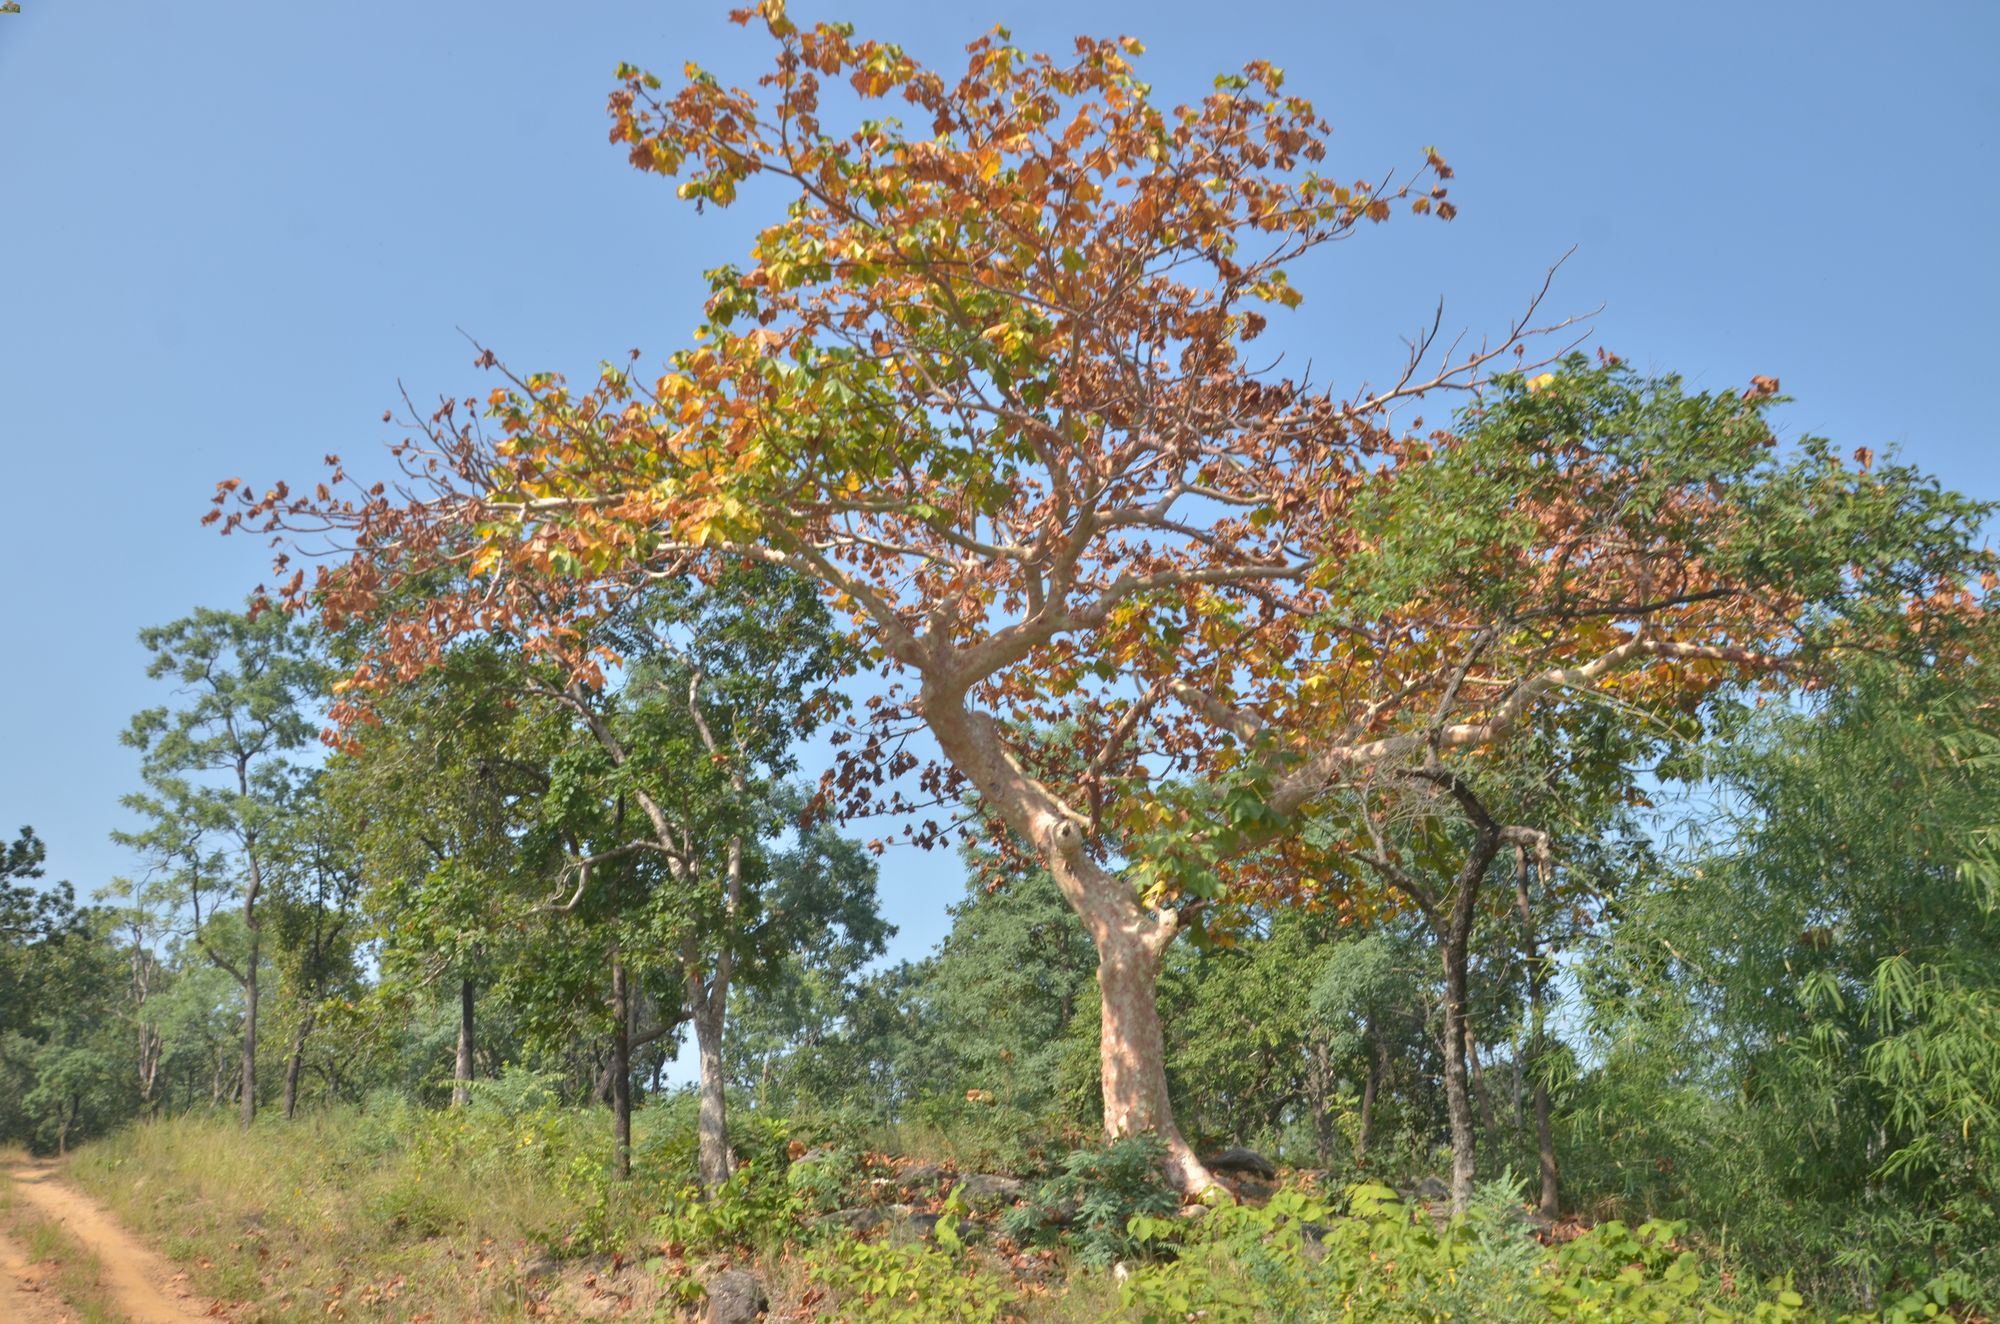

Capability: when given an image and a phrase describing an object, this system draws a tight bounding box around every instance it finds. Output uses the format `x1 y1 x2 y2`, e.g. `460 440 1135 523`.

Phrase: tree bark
1365 774 1508 1214
1436 829 1501 1214
610 960 632 1181
1357 1033 1384 1163
453 977 476 1109
690 1006 731 1188
282 1008 315 1120
923 695 1217 1195
1439 930 1478 1213
1465 1024 1499 1142
1514 846 1560 1219
594 1018 678 1104
237 755 266 1131
1306 1040 1335 1167
240 948 259 1129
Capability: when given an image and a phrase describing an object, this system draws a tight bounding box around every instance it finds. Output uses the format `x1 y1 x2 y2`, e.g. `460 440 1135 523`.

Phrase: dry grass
58 1111 1138 1323
66 1111 584 1322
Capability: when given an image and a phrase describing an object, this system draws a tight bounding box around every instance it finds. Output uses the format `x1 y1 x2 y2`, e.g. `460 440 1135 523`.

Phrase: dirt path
0 1224 72 1324
2 1157 215 1323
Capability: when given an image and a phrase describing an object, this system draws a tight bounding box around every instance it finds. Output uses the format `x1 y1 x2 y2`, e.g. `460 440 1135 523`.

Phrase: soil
0 1224 71 1324
2 1157 216 1323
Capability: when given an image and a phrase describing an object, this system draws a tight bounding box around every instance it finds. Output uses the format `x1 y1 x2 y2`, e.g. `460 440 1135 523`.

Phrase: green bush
1115 1179 1954 1323
649 1161 805 1256
998 1134 1179 1268
808 1186 1010 1323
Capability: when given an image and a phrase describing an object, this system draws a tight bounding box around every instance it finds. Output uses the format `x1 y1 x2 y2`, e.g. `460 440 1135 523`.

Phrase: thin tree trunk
1307 1041 1335 1167
282 1009 315 1120
610 960 632 1181
240 952 259 1129
453 977 476 1109
1357 1033 1384 1163
1437 829 1501 1215
685 952 733 1190
138 1022 163 1114
1465 1023 1499 1142
1514 846 1560 1219
1440 931 1478 1212
238 759 266 1130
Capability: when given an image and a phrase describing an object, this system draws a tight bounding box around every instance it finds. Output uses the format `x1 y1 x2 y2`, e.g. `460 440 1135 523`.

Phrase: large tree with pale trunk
216 5 1989 1192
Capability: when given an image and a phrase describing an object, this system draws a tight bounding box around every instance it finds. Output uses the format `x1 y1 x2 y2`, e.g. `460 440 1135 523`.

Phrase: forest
2 5 1996 1323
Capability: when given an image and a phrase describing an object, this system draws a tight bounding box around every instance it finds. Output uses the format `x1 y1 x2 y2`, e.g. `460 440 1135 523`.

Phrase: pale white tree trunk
925 692 1218 1195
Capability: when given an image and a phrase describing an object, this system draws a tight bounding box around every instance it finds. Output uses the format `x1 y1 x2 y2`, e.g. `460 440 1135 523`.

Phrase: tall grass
67 1101 617 1322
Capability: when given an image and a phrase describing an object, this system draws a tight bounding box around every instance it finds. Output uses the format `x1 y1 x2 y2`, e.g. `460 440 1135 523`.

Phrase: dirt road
1 1157 215 1323
0 1222 71 1324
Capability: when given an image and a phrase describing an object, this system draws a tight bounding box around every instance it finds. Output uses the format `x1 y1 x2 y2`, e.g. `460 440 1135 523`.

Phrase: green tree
115 605 326 1126
724 815 892 1113
0 828 134 1151
1575 648 2000 1301
327 641 561 1108
264 776 366 1118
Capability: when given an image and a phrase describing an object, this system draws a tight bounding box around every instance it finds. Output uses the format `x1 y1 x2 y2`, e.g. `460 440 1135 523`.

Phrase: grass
68 1109 571 1322
0 1154 126 1324
56 1104 1132 1323
44 1112 1931 1324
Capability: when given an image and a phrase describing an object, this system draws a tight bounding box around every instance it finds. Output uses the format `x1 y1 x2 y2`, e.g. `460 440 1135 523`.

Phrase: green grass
55 1104 1129 1323
67 1109 574 1322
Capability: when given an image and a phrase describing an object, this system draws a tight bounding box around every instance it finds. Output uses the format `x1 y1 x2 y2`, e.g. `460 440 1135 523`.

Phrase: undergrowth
52 1104 1978 1323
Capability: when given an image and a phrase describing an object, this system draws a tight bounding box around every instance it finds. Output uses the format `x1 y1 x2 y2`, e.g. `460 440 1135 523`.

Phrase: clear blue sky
3 0 1994 964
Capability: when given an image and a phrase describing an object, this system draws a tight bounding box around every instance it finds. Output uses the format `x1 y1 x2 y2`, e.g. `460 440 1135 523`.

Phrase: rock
904 1210 942 1239
518 1254 561 1282
792 1146 838 1168
819 1206 891 1233
1203 1147 1277 1181
958 1173 1025 1202
704 1268 768 1324
898 1161 946 1186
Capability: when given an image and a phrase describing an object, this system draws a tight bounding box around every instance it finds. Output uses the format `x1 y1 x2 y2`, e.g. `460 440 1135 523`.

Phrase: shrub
1000 1134 1179 1268
808 1186 1009 1323
1115 1178 1947 1323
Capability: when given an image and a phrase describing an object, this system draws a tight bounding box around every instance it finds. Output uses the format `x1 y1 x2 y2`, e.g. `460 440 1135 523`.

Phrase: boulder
704 1268 768 1324
517 1253 561 1282
819 1205 892 1233
957 1173 1025 1203
897 1161 946 1187
1202 1147 1277 1181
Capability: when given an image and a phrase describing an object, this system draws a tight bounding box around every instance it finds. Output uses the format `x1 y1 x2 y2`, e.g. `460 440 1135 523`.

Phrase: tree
328 642 560 1108
1306 924 1439 1168
527 568 851 1187
1 828 136 1152
220 10 1990 1191
1 827 81 1032
115 605 326 1127
722 813 892 1113
1575 646 2000 1298
264 776 366 1118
